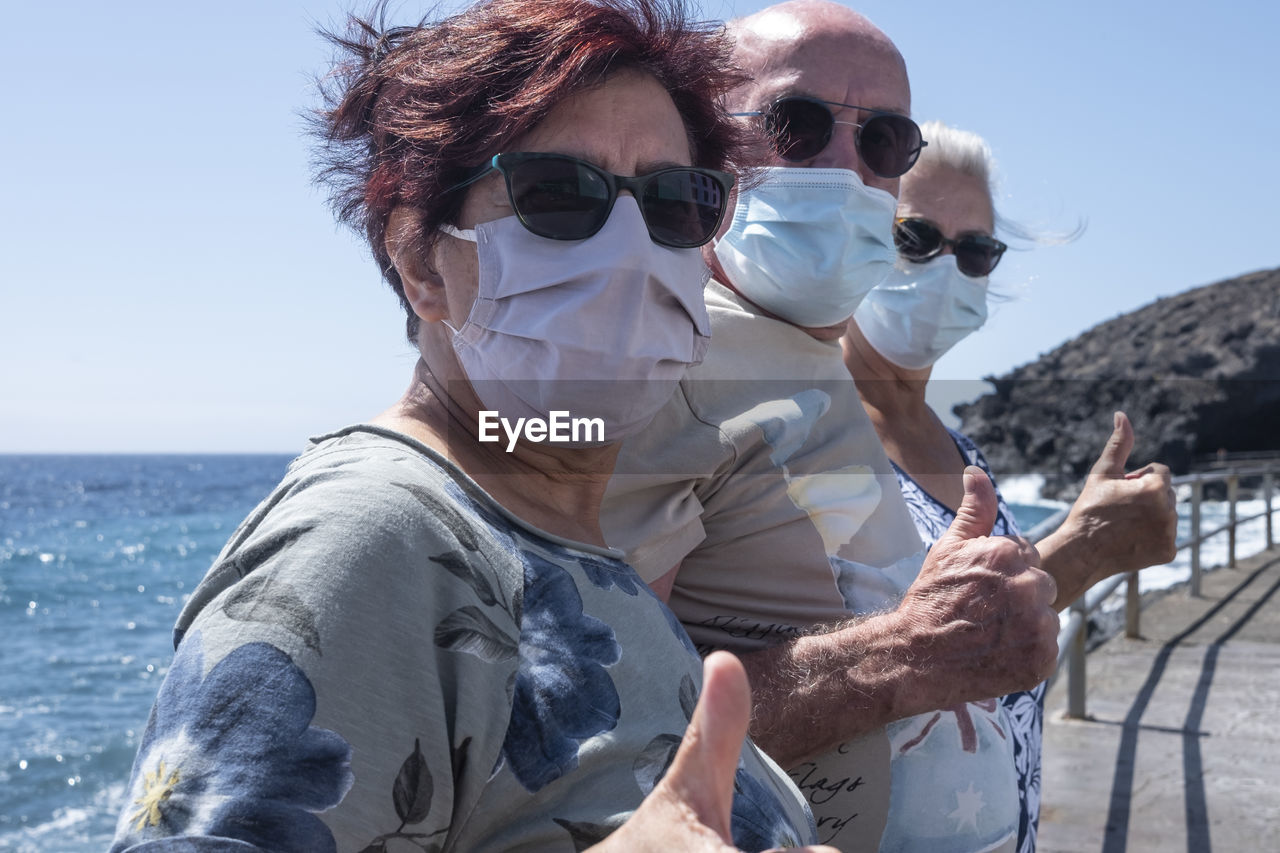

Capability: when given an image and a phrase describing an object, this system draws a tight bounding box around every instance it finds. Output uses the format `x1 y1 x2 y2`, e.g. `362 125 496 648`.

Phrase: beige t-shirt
608 281 925 634
605 282 1017 852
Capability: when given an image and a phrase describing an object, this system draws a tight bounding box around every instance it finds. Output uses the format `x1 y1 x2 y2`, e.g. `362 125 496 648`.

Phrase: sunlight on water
0 454 291 852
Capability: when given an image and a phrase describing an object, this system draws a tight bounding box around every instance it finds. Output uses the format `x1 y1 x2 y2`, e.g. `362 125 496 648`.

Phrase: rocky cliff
955 266 1280 498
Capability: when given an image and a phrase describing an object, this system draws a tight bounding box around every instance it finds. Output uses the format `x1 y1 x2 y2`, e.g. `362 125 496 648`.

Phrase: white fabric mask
712 166 897 328
853 254 989 370
439 197 711 445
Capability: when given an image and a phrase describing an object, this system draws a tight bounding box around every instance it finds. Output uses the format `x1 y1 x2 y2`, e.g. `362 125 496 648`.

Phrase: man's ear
386 206 448 323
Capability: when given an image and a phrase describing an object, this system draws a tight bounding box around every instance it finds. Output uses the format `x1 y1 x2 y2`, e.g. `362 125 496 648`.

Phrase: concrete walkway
1038 547 1280 852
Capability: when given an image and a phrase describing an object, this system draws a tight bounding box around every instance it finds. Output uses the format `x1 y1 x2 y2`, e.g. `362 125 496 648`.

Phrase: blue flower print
502 551 622 792
534 538 644 596
732 763 805 852
111 631 353 853
565 550 643 596
656 593 700 657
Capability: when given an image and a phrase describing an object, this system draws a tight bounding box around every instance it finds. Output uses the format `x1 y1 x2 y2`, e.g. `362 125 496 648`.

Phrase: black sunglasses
894 217 1008 278
734 96 927 178
445 152 735 248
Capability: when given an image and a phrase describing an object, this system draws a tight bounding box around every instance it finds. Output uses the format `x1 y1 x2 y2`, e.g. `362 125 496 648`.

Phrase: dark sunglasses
894 217 1008 278
734 96 926 178
445 152 735 248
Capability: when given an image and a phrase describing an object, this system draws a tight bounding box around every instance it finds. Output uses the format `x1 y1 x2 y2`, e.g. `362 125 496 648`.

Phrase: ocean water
0 454 292 851
2 457 1274 850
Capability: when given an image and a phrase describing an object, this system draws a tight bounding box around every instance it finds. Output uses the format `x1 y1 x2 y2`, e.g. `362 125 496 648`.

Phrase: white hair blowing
912 119 1083 249
915 120 995 195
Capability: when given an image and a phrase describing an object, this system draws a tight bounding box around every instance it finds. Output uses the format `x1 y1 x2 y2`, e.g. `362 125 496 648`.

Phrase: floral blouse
890 427 1046 853
111 426 815 852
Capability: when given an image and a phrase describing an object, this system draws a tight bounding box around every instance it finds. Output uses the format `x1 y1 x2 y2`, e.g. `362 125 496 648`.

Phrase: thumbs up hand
1037 411 1178 608
593 653 838 853
888 467 1060 713
1091 409 1139 479
936 462 1003 545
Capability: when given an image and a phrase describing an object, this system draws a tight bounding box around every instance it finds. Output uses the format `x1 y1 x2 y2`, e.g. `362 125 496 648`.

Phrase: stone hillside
954 266 1280 498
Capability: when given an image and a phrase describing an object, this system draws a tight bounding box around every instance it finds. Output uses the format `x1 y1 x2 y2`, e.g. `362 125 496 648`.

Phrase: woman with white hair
843 121 1177 852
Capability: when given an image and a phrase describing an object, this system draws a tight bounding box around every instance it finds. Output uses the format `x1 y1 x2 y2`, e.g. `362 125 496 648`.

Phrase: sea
2 455 1275 850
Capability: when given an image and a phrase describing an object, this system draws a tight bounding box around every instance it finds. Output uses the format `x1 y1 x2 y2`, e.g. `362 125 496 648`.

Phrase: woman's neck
842 323 970 511
371 360 619 548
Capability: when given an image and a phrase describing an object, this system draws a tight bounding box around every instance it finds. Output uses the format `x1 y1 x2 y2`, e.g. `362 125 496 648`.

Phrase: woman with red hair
110 2 828 850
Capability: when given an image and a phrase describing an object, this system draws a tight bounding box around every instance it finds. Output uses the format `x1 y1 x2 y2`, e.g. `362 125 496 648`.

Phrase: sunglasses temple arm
443 156 501 195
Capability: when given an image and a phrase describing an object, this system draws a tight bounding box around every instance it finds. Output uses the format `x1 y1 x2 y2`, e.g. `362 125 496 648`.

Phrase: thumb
657 651 750 843
940 466 998 542
1090 410 1134 479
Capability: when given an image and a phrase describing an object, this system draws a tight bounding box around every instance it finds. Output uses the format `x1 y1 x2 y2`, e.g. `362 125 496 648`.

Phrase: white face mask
712 166 897 328
853 254 989 370
439 197 711 445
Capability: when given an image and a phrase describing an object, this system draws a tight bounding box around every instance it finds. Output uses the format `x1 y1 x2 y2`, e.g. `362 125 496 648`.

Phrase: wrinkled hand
1071 411 1179 569
591 652 836 853
890 466 1060 711
1040 411 1178 608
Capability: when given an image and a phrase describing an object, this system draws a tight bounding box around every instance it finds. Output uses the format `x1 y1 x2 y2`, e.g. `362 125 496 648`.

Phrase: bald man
603 3 1057 851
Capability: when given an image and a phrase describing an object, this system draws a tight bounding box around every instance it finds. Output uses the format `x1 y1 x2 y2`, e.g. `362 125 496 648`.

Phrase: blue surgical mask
853 254 989 370
712 167 897 327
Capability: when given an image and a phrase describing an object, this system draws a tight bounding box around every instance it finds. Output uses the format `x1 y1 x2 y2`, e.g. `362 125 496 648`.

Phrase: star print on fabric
948 782 986 831
130 759 181 830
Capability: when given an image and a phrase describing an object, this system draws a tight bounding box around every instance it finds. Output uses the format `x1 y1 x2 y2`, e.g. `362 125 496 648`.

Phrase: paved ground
1038 547 1280 852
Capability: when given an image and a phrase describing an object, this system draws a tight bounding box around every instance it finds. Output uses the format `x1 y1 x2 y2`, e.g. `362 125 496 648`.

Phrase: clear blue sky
3 0 1276 452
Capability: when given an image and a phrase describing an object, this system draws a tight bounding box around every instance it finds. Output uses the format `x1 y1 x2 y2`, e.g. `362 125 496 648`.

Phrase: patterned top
111 425 815 852
890 427 1046 853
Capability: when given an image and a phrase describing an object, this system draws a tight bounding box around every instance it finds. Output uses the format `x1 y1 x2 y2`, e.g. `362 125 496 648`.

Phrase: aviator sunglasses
895 217 1008 278
445 152 735 248
734 96 927 178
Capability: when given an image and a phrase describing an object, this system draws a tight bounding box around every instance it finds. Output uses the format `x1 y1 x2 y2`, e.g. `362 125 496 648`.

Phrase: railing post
1067 596 1088 719
1190 480 1203 597
1265 468 1275 551
1228 472 1239 568
1125 571 1140 638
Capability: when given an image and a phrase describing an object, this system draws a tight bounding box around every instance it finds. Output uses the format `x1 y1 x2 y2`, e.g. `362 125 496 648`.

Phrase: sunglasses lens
858 114 923 178
894 218 943 261
954 237 1006 277
508 158 611 239
641 170 727 247
767 99 833 162
501 155 729 247
766 99 922 175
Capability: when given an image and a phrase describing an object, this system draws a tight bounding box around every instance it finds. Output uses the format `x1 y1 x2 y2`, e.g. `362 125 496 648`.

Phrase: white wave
0 780 126 852
997 473 1069 508
0 806 97 852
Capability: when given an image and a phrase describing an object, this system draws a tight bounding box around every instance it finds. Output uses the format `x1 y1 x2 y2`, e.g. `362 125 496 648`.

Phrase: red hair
313 0 750 341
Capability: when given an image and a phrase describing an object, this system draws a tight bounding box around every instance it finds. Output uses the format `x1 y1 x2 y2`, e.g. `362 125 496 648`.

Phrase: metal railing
1036 461 1280 719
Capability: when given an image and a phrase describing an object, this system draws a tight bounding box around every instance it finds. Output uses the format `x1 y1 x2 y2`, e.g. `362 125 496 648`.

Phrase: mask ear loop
434 226 477 337
440 223 477 242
